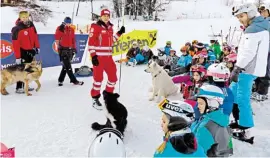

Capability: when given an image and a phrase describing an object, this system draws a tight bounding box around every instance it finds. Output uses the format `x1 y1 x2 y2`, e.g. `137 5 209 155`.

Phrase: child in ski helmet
88 128 126 157
191 85 233 157
141 45 154 64
224 53 237 72
163 49 179 71
167 48 192 77
154 99 206 157
164 41 172 56
194 63 233 121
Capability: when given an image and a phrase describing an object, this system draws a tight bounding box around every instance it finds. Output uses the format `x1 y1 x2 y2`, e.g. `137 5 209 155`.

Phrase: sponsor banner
0 33 88 69
112 30 158 56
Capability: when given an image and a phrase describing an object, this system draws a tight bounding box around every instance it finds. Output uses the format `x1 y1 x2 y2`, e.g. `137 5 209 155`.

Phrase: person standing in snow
251 6 270 101
154 99 206 157
230 4 269 133
11 11 40 94
88 9 125 110
209 37 222 61
55 17 84 86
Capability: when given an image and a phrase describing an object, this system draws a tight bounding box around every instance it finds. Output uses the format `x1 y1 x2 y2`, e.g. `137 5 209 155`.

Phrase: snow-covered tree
16 0 52 26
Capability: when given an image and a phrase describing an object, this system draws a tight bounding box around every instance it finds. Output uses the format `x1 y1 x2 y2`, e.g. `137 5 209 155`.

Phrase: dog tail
91 122 109 131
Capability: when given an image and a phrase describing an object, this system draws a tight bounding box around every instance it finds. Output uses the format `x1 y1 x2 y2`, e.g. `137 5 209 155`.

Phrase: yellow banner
112 30 157 56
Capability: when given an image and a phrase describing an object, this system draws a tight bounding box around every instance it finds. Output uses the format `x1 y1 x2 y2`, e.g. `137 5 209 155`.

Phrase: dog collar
154 71 162 78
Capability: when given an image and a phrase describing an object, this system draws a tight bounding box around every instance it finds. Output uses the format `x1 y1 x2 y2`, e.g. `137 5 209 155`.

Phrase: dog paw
36 88 40 92
149 97 154 101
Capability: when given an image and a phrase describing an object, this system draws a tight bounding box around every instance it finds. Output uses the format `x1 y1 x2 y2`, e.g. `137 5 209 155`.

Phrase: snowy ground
1 0 270 156
1 52 270 157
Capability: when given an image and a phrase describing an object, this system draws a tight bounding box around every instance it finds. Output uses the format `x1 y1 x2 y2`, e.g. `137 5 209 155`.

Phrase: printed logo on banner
0 40 14 59
0 142 15 158
52 41 59 54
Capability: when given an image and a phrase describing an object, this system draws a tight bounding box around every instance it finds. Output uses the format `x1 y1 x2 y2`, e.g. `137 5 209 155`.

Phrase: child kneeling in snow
154 99 206 157
191 85 233 157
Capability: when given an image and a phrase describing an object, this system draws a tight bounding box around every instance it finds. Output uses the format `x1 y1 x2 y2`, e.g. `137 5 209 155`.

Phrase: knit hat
166 41 172 45
101 9 110 17
64 17 72 24
19 11 29 18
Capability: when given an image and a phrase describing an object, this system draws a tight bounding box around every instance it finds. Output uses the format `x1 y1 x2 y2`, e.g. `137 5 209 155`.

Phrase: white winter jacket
236 16 270 77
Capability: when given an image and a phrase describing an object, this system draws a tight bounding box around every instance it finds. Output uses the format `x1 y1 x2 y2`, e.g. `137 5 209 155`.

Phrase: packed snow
1 0 270 157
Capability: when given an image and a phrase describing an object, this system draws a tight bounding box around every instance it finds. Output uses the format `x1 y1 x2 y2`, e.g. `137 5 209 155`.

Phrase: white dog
145 62 179 102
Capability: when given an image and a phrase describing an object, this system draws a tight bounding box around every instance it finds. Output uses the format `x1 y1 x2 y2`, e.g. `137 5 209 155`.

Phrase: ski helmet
88 128 126 157
207 63 230 82
196 85 225 111
232 4 258 19
158 99 194 122
166 41 172 45
224 53 237 63
143 45 149 52
190 65 207 79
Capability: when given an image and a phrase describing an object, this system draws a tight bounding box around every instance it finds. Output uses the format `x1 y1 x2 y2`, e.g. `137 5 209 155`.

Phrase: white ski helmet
143 45 149 52
207 63 230 82
196 85 225 110
88 128 126 157
232 4 258 19
159 99 195 122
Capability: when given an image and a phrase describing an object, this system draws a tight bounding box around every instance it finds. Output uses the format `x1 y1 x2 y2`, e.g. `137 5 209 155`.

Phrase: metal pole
76 0 80 16
91 0 94 20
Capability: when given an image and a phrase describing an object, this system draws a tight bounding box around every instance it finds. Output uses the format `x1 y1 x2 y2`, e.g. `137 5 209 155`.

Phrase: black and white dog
91 90 128 135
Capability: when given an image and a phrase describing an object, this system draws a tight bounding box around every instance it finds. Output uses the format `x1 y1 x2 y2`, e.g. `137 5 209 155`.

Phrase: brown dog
1 61 43 96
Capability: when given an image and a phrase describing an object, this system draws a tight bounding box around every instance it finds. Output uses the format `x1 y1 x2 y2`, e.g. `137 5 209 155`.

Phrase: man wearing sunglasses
11 11 40 94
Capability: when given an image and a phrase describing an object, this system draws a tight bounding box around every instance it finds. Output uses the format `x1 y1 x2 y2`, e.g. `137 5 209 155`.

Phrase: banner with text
112 30 158 56
0 33 88 69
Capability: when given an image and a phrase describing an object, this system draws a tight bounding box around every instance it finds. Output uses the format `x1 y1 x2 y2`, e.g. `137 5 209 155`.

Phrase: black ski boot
232 129 254 144
92 95 102 110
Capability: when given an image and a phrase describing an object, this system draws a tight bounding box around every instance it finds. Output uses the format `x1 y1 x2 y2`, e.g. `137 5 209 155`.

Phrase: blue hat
64 17 72 24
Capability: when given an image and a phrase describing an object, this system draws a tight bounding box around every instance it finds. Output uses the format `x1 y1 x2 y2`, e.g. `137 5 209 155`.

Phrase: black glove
92 55 99 66
231 66 243 82
117 26 125 35
72 48 77 55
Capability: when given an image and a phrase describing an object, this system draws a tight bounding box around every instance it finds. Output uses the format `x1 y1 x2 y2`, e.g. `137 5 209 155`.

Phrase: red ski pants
91 56 117 97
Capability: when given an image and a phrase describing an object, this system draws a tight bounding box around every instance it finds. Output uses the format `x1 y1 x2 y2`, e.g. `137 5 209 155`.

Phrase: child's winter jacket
191 110 232 157
164 46 172 56
177 54 192 67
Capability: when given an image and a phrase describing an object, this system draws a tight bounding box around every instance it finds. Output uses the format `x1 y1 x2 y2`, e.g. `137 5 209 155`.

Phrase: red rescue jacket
11 21 40 59
88 20 120 57
55 24 76 49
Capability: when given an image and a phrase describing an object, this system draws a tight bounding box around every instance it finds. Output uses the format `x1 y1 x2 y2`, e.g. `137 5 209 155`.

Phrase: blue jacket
191 110 231 157
154 133 207 157
208 50 216 63
164 46 171 56
177 54 192 67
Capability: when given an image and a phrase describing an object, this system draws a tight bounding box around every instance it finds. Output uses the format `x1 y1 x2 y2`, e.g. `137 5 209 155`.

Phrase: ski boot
92 97 103 110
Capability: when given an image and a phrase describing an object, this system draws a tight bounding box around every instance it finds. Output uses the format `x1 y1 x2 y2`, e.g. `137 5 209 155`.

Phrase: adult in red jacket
89 9 125 109
55 17 84 86
11 11 40 94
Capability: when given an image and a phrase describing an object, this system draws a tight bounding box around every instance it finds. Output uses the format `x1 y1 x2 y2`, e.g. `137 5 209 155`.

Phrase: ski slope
1 0 270 157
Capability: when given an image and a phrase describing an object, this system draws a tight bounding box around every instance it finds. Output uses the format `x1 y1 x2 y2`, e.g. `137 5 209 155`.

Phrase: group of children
153 39 236 157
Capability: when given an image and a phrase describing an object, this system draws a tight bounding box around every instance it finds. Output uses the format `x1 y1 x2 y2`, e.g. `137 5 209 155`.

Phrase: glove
92 55 99 66
230 66 243 82
16 58 21 64
72 48 77 54
34 48 40 54
117 26 125 35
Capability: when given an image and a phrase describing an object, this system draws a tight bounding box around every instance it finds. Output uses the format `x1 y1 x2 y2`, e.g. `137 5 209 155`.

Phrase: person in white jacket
230 4 269 132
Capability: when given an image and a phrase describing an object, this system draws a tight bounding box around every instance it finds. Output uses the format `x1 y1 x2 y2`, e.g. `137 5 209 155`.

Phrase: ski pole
118 0 125 94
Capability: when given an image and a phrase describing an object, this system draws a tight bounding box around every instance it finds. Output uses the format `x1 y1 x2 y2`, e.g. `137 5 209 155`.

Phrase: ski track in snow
1 63 270 157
